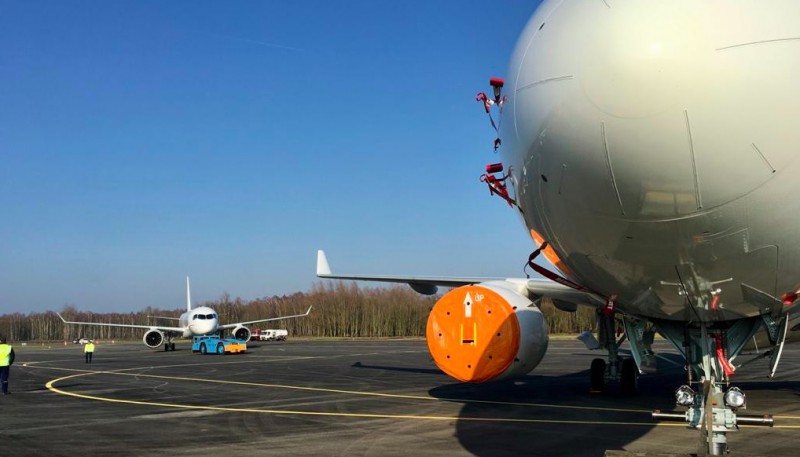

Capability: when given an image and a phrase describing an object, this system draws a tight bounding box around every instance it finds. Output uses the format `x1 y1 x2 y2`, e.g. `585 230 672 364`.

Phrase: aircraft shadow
351 361 446 376
425 353 689 457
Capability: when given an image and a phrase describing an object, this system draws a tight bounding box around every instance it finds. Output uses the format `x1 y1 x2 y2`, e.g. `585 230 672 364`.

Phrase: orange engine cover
426 283 548 383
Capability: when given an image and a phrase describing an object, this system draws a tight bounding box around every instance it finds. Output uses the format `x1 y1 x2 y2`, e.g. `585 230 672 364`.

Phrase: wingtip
56 312 66 323
316 250 331 276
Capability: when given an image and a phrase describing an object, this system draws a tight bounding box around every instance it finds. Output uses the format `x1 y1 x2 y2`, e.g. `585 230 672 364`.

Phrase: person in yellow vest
0 335 15 395
84 339 96 364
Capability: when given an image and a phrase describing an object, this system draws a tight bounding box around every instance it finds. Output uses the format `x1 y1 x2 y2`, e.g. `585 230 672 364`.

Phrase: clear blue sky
0 0 543 313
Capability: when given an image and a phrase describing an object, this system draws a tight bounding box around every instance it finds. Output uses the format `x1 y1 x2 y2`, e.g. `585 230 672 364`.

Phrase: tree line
0 282 596 342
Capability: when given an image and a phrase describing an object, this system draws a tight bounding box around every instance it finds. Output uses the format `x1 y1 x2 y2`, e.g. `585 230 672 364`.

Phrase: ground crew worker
0 335 15 395
84 339 96 364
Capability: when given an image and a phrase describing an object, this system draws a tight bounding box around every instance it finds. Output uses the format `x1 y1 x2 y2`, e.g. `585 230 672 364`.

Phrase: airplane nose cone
507 1 800 220
577 6 705 120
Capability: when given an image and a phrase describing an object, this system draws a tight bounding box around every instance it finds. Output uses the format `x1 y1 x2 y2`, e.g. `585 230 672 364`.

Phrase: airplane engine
143 329 164 348
426 282 548 383
232 326 251 342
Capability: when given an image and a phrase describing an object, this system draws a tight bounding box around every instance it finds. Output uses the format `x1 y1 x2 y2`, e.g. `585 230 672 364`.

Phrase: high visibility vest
0 344 11 366
84 343 95 353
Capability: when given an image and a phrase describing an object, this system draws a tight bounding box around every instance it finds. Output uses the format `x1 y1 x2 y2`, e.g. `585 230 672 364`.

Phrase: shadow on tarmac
427 363 688 457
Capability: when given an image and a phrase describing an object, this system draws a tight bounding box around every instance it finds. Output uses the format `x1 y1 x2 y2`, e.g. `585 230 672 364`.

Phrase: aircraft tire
170 343 176 351
200 343 207 354
590 358 606 394
621 358 638 396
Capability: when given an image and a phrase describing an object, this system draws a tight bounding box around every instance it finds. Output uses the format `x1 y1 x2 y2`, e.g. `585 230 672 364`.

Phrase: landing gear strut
589 308 639 395
652 323 774 455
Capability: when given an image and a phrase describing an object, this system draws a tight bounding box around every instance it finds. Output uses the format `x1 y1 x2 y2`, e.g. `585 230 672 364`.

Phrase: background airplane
57 277 311 351
318 1 800 454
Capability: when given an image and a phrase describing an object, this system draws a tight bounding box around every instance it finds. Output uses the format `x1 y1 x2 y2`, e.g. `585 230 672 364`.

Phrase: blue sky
0 1 542 313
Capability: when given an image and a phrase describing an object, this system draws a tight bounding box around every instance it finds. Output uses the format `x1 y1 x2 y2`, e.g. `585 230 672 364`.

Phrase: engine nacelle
426 282 548 383
143 329 165 348
232 326 251 342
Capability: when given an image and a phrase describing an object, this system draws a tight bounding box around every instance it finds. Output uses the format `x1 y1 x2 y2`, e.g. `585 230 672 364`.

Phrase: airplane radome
320 1 800 455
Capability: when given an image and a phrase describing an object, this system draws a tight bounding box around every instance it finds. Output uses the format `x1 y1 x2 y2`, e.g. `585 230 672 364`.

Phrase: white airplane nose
507 1 795 221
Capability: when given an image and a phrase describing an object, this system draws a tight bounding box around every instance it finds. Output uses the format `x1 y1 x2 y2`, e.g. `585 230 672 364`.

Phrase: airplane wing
57 312 186 333
315 250 603 307
217 305 313 330
147 315 181 321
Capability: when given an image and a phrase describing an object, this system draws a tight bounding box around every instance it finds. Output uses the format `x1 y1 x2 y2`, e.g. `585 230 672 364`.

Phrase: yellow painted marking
42 367 650 414
42 372 800 429
29 354 800 429
33 362 800 422
44 371 685 427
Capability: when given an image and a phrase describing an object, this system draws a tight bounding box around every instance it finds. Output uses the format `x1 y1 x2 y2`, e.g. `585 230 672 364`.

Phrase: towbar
651 410 774 427
651 410 686 421
737 415 774 427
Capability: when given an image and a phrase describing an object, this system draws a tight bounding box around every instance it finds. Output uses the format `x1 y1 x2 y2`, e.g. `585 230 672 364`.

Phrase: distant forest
0 282 597 342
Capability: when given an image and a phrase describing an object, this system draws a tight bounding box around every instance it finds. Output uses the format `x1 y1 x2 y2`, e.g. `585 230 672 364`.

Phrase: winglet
56 312 67 323
305 305 313 315
186 276 192 312
316 250 331 276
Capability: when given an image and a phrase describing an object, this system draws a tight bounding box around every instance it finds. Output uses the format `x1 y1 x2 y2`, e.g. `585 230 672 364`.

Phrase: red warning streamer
476 77 507 152
715 334 736 377
525 241 605 298
480 163 515 207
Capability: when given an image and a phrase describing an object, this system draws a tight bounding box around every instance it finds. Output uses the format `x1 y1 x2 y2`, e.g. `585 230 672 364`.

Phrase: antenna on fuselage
186 276 192 311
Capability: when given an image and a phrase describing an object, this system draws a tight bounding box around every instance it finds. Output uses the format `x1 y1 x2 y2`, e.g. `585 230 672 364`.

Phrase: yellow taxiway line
37 367 800 429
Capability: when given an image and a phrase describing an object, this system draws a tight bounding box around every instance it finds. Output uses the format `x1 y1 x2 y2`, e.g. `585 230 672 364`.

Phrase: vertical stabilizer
186 276 192 311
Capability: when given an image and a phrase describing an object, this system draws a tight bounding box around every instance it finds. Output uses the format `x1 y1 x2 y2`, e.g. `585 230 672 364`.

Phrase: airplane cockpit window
192 315 198 320
207 314 215 319
198 314 207 320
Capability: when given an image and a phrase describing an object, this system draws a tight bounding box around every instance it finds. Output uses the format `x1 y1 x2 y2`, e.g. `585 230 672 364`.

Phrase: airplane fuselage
501 0 800 322
178 306 219 337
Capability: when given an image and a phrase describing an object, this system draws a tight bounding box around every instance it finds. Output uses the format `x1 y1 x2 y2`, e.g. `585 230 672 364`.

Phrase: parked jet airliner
58 277 311 351
318 1 800 454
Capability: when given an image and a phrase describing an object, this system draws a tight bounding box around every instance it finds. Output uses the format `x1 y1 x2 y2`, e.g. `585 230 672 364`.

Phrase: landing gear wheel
620 358 639 396
590 358 606 394
216 343 224 355
164 344 170 352
170 343 176 351
200 343 207 354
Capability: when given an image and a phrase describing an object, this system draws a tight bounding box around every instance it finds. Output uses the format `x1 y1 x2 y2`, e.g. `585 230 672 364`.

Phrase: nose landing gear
653 380 773 455
651 324 774 455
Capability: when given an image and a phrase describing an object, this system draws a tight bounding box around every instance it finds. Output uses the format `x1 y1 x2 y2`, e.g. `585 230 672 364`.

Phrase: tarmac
1 338 799 457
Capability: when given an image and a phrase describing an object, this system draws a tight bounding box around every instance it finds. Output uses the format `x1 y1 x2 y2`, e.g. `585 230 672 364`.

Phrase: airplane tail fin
317 250 331 276
186 276 192 311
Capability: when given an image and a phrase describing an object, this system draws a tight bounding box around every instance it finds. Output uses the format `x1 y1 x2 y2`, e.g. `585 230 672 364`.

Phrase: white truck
256 329 288 342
